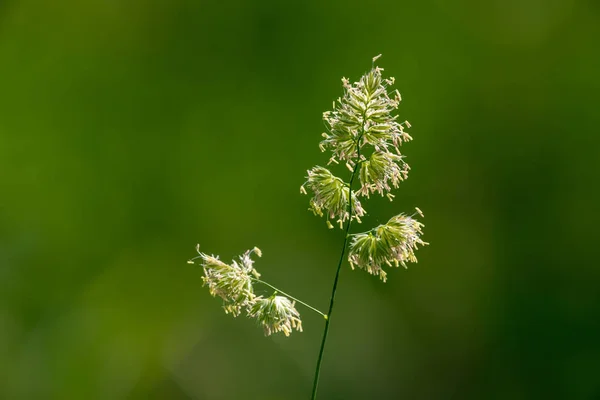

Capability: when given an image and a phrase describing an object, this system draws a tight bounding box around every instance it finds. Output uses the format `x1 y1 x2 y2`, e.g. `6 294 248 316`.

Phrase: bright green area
1 0 599 399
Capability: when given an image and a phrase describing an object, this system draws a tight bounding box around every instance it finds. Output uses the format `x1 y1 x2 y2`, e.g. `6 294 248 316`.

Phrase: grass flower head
194 247 262 316
301 166 366 228
348 211 427 282
250 293 303 337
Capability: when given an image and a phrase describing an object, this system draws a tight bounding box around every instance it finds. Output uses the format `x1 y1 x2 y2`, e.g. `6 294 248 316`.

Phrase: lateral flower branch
188 246 314 337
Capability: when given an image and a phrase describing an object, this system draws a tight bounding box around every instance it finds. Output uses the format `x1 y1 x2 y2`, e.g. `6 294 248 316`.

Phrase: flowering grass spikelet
301 166 365 228
195 248 261 316
250 293 303 337
348 213 427 282
320 64 412 166
358 151 410 197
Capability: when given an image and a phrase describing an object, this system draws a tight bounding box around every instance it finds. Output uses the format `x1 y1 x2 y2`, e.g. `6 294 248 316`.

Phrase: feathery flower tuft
320 64 412 165
358 151 410 197
315 60 413 205
304 59 416 227
301 166 365 228
347 212 428 282
250 293 303 337
190 246 305 336
196 248 261 316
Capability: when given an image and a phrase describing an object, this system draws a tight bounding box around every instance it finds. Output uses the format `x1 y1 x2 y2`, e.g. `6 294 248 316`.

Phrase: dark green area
1 1 599 399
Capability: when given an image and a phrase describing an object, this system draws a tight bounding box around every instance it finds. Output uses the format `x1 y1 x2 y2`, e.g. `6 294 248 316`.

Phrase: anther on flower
249 293 303 337
347 213 428 282
198 248 261 316
301 166 365 228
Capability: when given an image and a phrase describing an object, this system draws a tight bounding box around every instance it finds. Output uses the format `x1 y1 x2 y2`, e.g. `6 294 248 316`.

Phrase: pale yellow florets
301 166 365 228
249 294 303 337
319 64 412 169
303 56 423 230
196 248 259 316
357 151 410 197
347 213 428 282
189 246 304 336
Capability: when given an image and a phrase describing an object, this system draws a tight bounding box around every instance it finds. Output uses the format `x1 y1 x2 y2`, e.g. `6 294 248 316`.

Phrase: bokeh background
1 0 599 399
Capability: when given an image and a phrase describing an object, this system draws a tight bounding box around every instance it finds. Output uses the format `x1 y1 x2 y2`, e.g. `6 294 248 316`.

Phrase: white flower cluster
190 246 302 336
302 55 428 281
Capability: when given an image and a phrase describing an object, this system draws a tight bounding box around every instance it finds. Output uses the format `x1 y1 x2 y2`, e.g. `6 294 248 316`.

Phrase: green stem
252 278 327 318
310 134 363 400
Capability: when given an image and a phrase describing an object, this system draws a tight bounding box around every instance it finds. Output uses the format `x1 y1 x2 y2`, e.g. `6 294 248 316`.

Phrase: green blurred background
1 0 599 399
